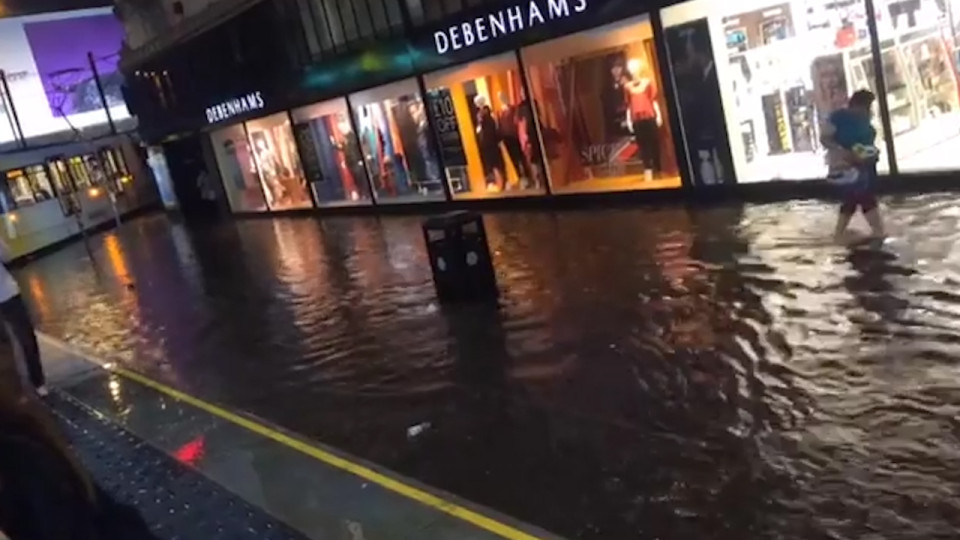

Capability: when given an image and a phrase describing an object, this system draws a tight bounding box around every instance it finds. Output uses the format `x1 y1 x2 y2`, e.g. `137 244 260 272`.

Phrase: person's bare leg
834 209 855 240
864 207 885 238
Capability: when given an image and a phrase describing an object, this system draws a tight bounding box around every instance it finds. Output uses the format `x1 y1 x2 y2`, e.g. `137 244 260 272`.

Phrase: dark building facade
122 0 960 214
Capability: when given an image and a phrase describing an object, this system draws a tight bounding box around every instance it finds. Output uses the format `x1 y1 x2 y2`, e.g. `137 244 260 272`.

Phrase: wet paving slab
42 336 552 540
21 195 960 539
50 390 309 540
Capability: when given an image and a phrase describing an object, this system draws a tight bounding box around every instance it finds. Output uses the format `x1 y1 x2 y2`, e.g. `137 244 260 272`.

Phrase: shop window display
521 16 681 194
662 0 887 184
291 98 372 207
424 53 546 199
244 113 313 210
873 0 960 172
349 79 445 203
210 124 268 213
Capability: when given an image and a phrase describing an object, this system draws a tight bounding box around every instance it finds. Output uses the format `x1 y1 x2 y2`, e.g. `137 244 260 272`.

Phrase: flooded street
18 194 960 539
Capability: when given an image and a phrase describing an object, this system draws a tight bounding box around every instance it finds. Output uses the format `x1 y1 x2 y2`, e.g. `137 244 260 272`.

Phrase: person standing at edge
821 89 885 241
0 238 46 396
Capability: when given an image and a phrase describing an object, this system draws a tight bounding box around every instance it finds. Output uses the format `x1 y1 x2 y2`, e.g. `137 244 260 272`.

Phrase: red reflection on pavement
174 436 206 466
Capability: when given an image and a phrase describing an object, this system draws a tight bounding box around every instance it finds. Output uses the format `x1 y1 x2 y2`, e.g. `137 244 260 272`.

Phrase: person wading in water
821 89 885 242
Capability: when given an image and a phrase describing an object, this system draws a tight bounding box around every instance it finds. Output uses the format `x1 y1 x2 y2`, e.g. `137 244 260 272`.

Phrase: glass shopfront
349 79 446 203
211 124 269 213
424 53 546 199
874 0 960 173
662 0 887 184
198 0 960 214
291 98 372 207
521 16 682 194
245 112 313 210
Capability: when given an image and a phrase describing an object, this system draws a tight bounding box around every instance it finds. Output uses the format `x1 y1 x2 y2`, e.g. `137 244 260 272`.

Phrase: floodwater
18 195 960 539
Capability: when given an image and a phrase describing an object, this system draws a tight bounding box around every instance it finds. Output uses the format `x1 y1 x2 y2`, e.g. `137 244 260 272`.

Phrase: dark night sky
1 0 112 18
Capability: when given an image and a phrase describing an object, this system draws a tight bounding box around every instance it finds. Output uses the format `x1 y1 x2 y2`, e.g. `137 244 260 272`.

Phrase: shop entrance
163 135 224 223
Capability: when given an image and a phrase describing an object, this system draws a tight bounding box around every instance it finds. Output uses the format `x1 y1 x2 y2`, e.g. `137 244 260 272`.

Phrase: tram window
84 155 107 185
68 156 91 188
5 169 36 207
48 160 75 195
25 165 55 201
113 148 130 175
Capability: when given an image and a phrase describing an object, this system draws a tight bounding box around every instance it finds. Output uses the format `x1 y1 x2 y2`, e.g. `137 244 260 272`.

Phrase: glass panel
349 78 446 203
425 53 546 199
521 15 682 194
114 147 130 175
84 155 107 185
876 0 960 172
25 165 55 201
245 112 314 211
68 156 92 188
291 98 373 207
210 124 268 213
662 0 886 183
97 148 124 192
48 159 75 194
5 169 35 207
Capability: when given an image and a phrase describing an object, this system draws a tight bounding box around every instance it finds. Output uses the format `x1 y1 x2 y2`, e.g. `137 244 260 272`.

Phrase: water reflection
18 195 960 539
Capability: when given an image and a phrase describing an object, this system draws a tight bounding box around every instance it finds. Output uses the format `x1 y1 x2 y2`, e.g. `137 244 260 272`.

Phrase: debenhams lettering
434 0 587 54
205 91 265 124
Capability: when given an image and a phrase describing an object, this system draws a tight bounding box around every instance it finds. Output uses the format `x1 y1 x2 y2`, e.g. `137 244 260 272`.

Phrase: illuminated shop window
349 78 446 203
424 53 547 199
210 124 269 213
291 98 373 207
662 0 887 184
873 0 960 173
521 16 682 194
245 112 314 211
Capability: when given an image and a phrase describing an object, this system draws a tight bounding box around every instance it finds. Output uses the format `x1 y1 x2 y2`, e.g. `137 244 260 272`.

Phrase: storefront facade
123 0 960 214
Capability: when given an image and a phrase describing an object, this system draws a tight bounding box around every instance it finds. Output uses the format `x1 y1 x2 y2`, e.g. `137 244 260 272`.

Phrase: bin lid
423 210 480 229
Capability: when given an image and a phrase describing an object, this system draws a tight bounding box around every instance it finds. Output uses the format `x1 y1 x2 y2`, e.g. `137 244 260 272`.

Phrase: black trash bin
422 211 498 303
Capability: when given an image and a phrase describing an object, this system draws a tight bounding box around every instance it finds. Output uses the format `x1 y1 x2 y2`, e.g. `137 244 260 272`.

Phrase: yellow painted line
41 335 543 540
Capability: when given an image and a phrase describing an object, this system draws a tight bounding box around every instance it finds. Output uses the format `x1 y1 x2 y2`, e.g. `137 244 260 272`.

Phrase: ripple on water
18 196 960 539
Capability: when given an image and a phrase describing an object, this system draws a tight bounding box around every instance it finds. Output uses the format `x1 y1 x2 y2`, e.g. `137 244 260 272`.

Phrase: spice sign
205 91 265 124
433 0 588 55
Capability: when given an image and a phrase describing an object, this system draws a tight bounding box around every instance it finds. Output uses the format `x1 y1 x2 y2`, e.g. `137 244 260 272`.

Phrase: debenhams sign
206 91 265 124
433 0 588 54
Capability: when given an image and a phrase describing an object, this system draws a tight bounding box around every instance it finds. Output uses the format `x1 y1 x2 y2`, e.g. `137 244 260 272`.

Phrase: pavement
39 334 560 540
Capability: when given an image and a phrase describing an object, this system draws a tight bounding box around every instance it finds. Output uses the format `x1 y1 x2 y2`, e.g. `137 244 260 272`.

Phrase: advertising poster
426 88 468 168
0 7 130 143
810 54 849 124
665 18 736 186
23 14 126 117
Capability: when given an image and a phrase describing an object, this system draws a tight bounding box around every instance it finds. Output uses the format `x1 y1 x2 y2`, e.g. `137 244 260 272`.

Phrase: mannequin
410 100 441 194
329 116 360 200
516 87 543 184
496 90 533 188
474 94 505 191
252 134 287 205
624 57 663 179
